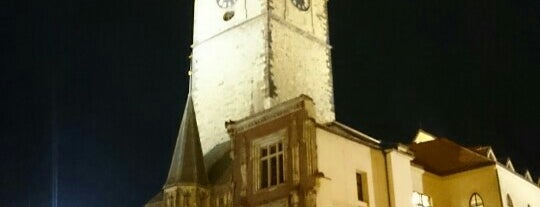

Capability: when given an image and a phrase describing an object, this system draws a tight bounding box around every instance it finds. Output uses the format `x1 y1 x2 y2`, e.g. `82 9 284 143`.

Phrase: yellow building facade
144 0 540 206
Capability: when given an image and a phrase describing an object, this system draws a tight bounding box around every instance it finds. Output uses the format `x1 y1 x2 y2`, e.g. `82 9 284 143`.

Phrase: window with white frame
253 130 286 190
260 141 285 189
412 192 432 207
469 193 484 207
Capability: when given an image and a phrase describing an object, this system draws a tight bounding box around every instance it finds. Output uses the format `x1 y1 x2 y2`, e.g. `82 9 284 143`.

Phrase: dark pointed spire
164 71 209 188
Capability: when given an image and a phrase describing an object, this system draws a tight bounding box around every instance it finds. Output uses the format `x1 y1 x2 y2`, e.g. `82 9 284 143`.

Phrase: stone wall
191 0 335 164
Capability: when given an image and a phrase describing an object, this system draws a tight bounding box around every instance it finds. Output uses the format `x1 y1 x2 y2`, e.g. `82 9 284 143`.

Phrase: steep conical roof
164 93 209 188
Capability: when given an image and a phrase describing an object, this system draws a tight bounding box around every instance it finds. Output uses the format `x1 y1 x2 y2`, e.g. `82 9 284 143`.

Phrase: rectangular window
260 141 285 189
356 172 366 202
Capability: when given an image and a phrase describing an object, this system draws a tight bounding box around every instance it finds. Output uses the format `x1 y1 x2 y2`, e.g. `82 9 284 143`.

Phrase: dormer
486 149 497 162
505 158 515 172
524 170 533 182
413 129 437 144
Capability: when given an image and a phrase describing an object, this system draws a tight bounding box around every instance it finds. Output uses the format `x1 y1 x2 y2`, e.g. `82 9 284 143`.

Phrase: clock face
216 0 237 8
291 0 310 11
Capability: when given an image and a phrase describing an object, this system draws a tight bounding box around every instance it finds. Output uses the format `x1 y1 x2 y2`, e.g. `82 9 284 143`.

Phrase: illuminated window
259 140 285 189
469 193 484 207
356 172 368 202
412 192 432 207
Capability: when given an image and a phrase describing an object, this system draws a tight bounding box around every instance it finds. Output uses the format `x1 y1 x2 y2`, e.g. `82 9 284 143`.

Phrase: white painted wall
497 164 540 207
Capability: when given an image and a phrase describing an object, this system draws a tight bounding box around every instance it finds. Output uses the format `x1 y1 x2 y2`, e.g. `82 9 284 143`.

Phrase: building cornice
226 95 314 134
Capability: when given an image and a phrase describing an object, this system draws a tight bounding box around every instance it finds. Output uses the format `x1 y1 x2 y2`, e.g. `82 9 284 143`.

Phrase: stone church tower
190 0 335 161
145 0 540 206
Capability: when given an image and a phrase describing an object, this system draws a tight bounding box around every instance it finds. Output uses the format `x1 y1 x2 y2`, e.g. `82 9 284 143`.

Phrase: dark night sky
2 0 539 206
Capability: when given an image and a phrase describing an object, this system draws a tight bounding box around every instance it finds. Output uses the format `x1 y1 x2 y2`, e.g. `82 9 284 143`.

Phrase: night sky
2 0 539 206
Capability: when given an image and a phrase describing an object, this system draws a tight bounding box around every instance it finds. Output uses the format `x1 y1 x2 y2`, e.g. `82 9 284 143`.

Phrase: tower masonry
146 0 540 206
190 0 335 160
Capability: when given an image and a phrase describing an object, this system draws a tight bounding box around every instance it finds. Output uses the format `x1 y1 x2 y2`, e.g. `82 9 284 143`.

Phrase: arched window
469 193 484 207
507 194 513 207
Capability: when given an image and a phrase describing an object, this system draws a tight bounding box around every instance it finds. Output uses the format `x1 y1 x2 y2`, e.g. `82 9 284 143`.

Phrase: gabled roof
469 146 491 156
409 138 495 176
164 94 209 188
207 150 232 185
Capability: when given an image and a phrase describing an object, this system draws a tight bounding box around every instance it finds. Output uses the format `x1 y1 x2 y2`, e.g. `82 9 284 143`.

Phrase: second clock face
217 0 237 8
292 0 310 11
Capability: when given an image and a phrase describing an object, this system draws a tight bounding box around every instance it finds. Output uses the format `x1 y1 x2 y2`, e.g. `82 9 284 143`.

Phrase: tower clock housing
190 0 334 163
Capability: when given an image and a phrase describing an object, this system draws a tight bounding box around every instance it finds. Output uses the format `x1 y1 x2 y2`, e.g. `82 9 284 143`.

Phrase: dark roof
409 138 495 176
164 94 209 188
468 146 492 157
208 151 232 185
